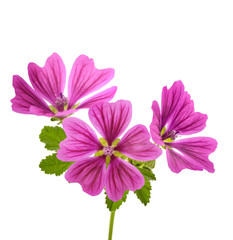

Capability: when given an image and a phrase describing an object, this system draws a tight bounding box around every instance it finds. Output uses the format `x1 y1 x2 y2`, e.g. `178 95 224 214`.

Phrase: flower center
168 130 178 140
102 146 114 156
55 93 68 112
162 129 179 142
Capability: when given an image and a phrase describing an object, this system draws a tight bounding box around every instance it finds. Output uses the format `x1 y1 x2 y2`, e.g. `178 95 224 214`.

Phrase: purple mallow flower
150 81 217 173
57 100 162 201
11 53 116 119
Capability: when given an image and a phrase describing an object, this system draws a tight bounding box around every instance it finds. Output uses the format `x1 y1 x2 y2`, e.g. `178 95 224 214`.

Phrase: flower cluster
11 53 217 203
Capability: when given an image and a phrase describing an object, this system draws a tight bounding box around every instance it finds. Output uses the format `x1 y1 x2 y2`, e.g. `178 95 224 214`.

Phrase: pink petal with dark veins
166 137 217 173
150 100 164 145
57 117 102 162
116 124 162 161
11 75 53 117
65 157 106 196
67 55 114 108
28 53 66 106
171 112 207 135
161 81 185 129
77 86 117 109
88 100 132 145
105 156 144 201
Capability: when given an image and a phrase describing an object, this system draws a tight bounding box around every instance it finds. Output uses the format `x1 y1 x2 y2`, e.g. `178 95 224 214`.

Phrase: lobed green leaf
105 191 129 211
39 153 73 176
39 126 66 151
134 178 152 206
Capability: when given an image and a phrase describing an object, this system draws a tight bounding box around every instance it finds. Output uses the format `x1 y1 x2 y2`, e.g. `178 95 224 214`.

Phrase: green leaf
39 153 73 176
39 126 66 151
134 166 156 206
105 191 129 211
129 159 146 168
129 159 156 169
136 167 156 181
134 178 151 206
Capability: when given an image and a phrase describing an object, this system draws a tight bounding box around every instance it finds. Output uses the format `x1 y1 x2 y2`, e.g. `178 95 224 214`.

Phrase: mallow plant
11 53 217 240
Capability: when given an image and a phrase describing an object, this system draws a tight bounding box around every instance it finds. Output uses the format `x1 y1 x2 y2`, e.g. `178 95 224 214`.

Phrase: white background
1 0 232 239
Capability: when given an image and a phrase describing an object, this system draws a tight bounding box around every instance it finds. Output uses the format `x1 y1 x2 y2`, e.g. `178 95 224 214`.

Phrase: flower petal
161 80 185 129
65 157 106 196
170 112 207 136
88 100 132 145
105 156 144 201
166 137 217 173
54 87 117 119
149 100 164 145
67 55 115 108
54 108 78 119
57 117 102 162
28 53 66 106
166 148 202 173
116 124 162 161
29 106 54 117
11 75 53 117
77 86 117 109
163 85 207 135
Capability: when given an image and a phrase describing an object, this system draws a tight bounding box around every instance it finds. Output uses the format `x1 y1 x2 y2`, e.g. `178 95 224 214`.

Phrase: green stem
108 211 116 240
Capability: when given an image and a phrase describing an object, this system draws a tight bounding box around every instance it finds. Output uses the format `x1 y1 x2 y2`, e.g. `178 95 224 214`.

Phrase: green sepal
160 126 166 136
49 105 58 114
112 138 120 147
163 137 173 143
134 178 152 206
106 155 111 168
63 104 68 111
51 117 57 121
71 102 80 109
39 126 66 151
39 153 74 176
113 151 128 160
99 138 108 146
94 150 104 157
50 117 62 123
105 191 129 211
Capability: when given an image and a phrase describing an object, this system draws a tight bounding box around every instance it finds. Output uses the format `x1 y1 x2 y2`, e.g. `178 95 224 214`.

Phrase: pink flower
150 81 217 173
11 53 116 119
57 100 162 201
